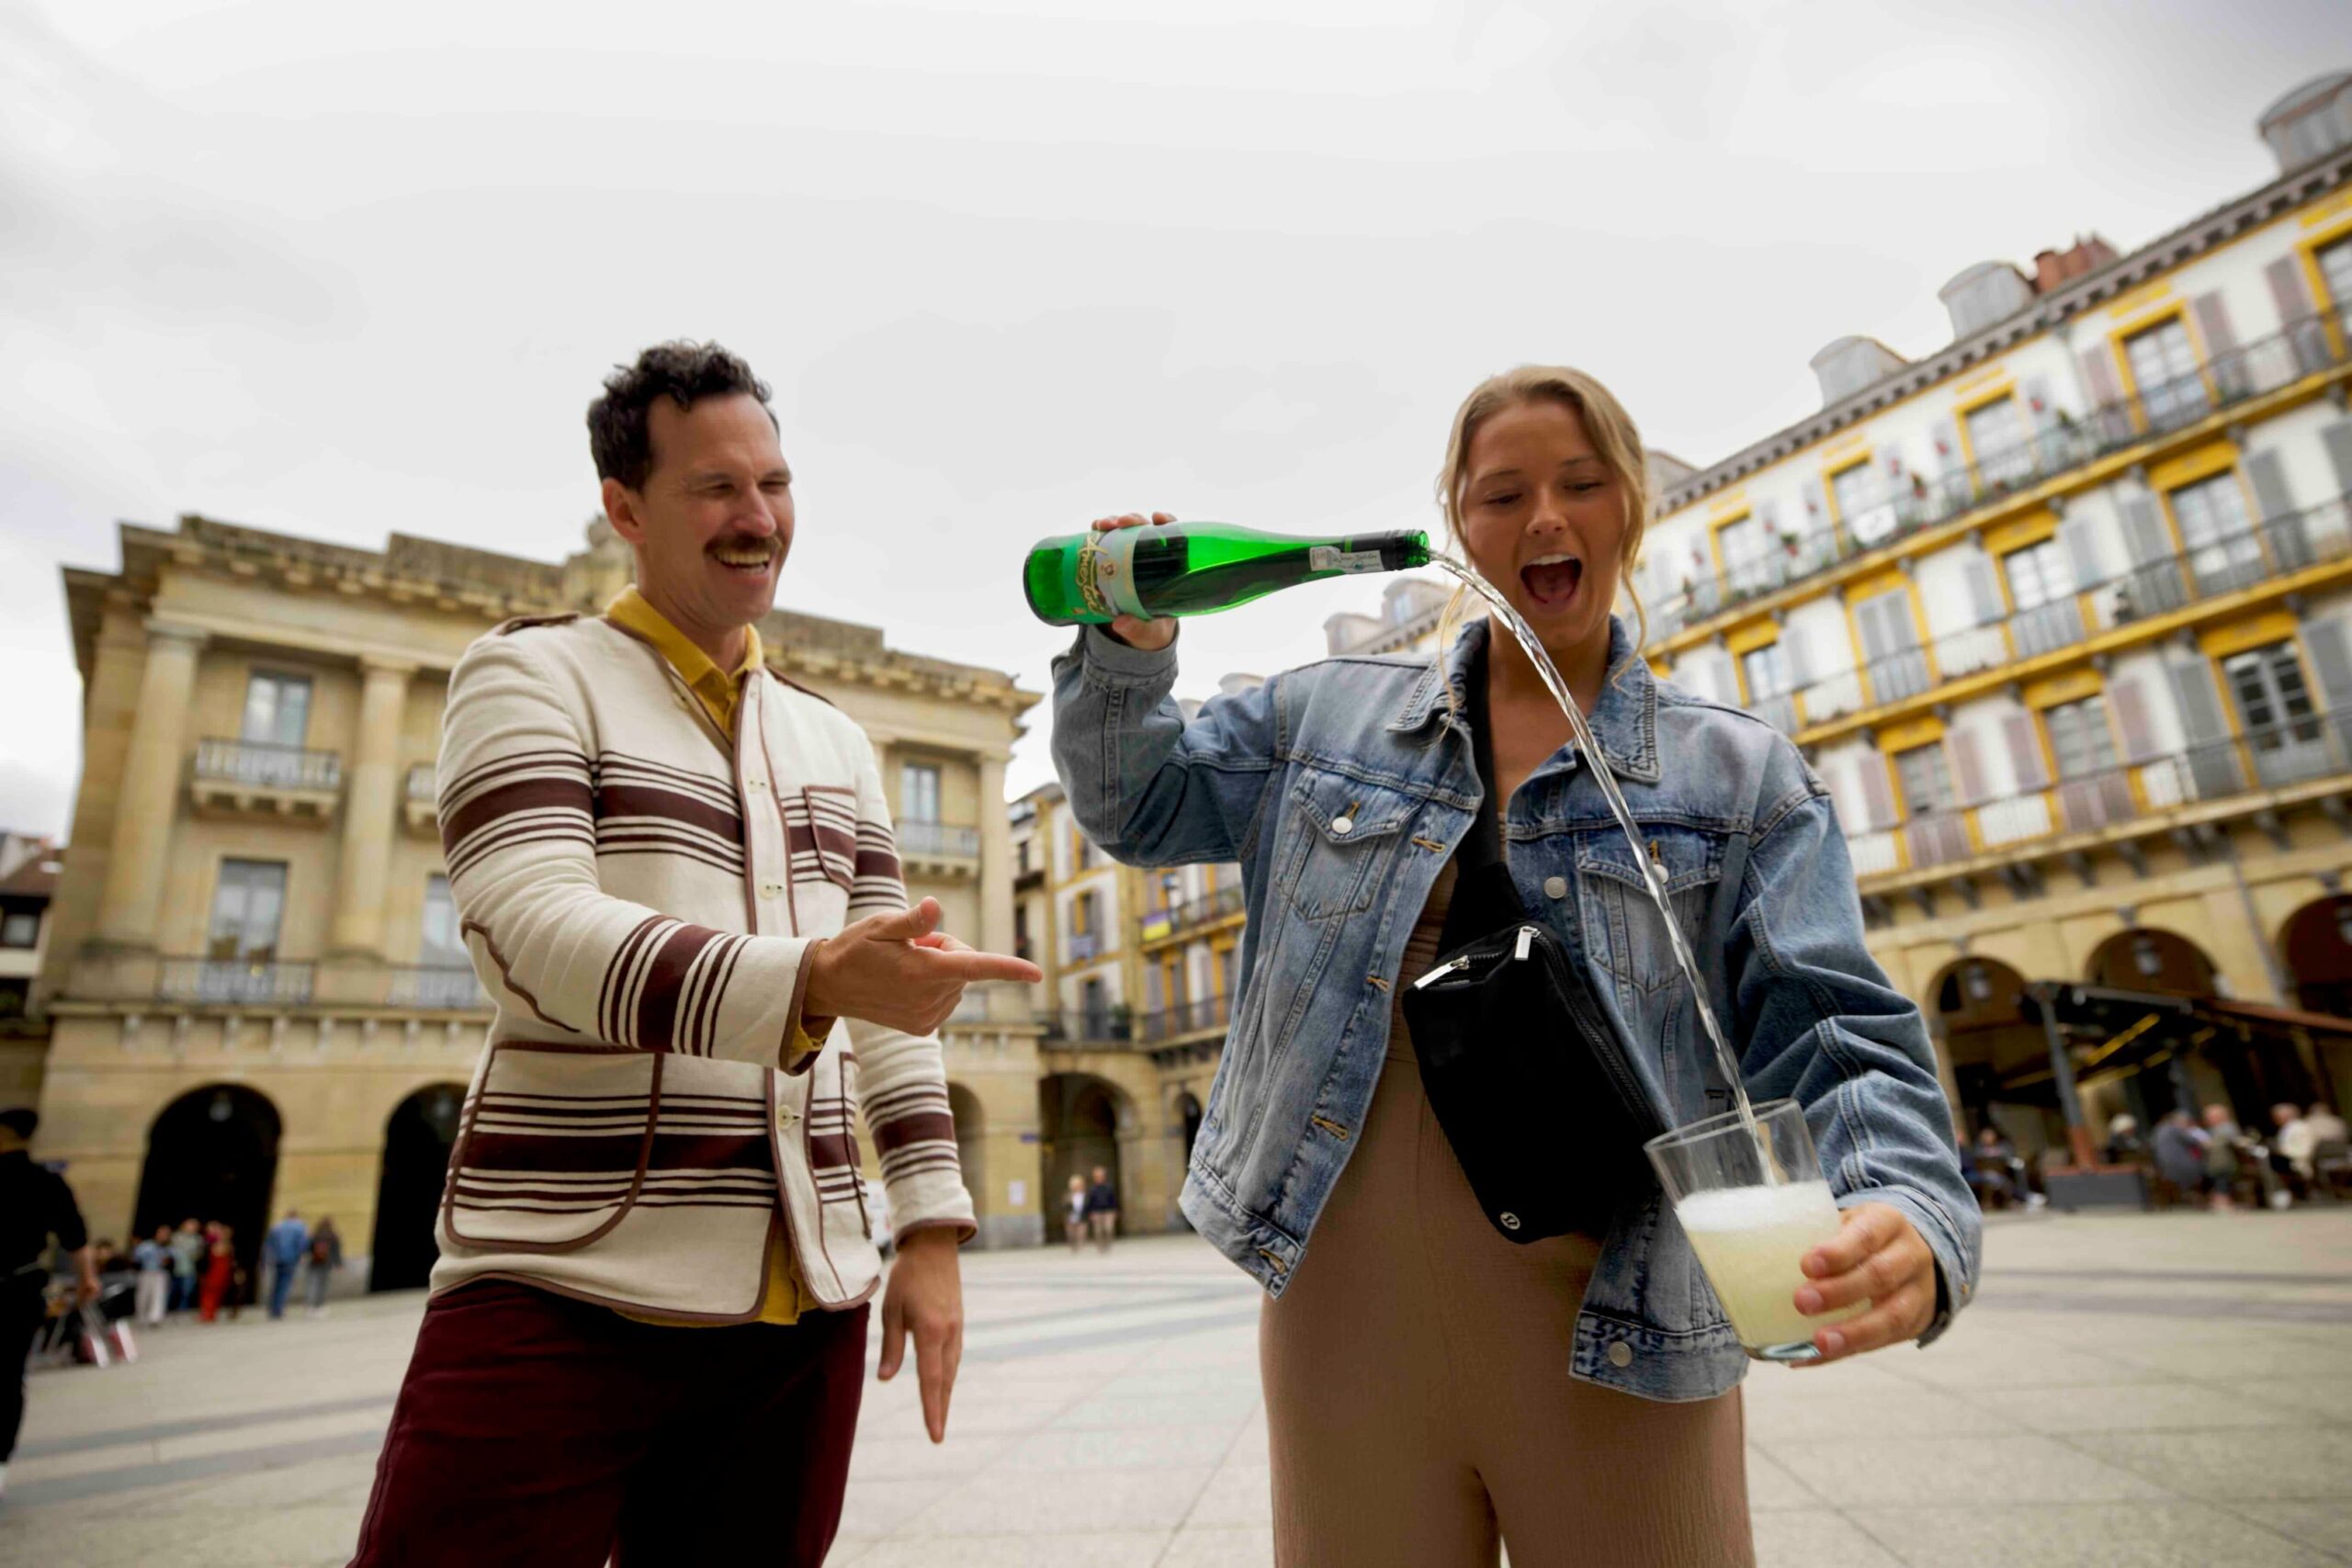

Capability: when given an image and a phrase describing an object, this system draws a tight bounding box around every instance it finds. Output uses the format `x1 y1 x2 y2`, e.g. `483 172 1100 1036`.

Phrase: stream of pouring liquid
1430 556 1778 1179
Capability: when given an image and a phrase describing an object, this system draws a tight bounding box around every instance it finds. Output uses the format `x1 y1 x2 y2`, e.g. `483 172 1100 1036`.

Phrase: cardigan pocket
442 1043 666 1254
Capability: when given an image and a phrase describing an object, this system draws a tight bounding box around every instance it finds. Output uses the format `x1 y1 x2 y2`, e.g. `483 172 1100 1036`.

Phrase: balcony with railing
1772 497 2352 741
159 956 317 1006
386 964 484 1010
189 739 343 821
402 763 438 833
1038 1008 1138 1048
1851 708 2352 886
1138 994 1232 1044
898 819 981 874
1140 883 1247 944
67 952 497 1014
1652 300 2352 645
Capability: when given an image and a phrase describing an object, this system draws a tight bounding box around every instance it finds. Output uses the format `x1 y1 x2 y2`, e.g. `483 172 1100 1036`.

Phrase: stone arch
945 1080 986 1222
1038 1071 1135 1233
2279 896 2352 1020
2085 928 2219 996
133 1083 283 1284
1924 958 2059 1155
369 1082 467 1292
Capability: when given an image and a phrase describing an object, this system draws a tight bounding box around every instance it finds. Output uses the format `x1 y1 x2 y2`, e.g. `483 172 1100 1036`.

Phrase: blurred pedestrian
2104 1114 2144 1167
198 1224 236 1322
303 1218 342 1317
133 1226 173 1326
168 1219 204 1314
1064 1175 1089 1255
2152 1111 2209 1205
1085 1166 1119 1253
2201 1105 2247 1211
2 1107 97 1502
263 1210 308 1320
2309 1102 2349 1147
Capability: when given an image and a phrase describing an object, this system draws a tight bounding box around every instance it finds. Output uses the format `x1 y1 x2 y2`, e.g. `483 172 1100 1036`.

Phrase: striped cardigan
429 612 974 1319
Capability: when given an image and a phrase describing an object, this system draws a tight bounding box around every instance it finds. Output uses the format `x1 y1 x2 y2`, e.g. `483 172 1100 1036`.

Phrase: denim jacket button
1332 816 1354 835
1544 875 1567 899
1606 1341 1634 1368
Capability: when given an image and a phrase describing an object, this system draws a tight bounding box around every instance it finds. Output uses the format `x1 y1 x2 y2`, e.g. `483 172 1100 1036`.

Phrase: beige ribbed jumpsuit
1258 863 1755 1567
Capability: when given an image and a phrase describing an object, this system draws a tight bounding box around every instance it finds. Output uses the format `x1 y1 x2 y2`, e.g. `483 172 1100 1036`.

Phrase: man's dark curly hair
586 341 775 491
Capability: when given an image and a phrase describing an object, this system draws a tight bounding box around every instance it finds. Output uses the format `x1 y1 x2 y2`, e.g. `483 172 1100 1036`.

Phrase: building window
1963 396 2031 485
0 977 25 1019
2002 538 2074 612
1717 514 1766 591
2320 235 2352 308
207 860 288 961
0 909 38 948
2167 473 2261 593
2042 696 2120 780
1740 643 1790 702
1072 828 1097 871
421 875 465 965
240 672 312 748
1216 945 1238 998
1829 462 1892 545
1013 905 1031 961
2223 640 2326 786
1892 741 1954 817
900 762 942 825
1080 976 1109 1034
2122 317 2207 428
1074 890 1098 937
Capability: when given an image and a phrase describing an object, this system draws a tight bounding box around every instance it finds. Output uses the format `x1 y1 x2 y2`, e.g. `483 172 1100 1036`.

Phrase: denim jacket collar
1388 616 1661 785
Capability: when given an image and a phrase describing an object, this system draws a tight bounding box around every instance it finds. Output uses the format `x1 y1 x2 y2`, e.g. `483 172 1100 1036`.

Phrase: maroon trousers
351 1280 867 1567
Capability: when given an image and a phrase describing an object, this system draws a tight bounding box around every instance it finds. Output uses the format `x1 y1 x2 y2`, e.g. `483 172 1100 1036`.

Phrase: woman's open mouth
1520 552 1582 610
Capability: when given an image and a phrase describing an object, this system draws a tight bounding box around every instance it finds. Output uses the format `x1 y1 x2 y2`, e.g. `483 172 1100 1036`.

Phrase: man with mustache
352 342 1038 1566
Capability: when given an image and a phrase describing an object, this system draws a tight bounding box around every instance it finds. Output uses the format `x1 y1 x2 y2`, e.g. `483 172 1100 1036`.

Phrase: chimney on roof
1808 336 1909 409
2031 235 2120 295
1938 261 2036 339
2259 71 2352 175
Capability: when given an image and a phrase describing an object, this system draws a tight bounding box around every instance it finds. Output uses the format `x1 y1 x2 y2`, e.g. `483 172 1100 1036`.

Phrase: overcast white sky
6 0 2350 839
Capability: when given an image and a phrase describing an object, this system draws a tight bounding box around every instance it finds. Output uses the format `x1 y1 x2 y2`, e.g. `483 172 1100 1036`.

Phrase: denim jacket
1051 615 1981 1403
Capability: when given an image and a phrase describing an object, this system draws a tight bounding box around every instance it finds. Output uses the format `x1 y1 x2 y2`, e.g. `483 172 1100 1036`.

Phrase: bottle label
1078 528 1150 620
1309 545 1384 575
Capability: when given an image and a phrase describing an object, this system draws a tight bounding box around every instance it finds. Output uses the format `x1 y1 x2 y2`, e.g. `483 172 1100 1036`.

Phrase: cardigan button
760 881 785 899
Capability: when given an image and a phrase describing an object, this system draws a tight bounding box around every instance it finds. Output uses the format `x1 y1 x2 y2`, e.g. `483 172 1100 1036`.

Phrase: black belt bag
1397 653 1749 1245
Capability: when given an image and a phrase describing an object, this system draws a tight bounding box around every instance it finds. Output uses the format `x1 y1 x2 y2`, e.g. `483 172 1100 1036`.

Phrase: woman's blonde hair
1429 365 1653 676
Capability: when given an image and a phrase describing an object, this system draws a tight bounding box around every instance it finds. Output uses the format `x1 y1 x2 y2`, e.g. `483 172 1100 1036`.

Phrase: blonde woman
1047 367 1979 1565
1065 1174 1090 1254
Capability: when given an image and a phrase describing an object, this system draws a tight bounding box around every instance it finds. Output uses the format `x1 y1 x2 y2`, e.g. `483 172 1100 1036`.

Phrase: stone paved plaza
5 1208 2350 1567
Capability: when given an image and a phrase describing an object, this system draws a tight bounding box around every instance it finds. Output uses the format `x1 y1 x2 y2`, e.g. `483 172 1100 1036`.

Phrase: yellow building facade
28 514 1048 1282
1638 73 2352 1167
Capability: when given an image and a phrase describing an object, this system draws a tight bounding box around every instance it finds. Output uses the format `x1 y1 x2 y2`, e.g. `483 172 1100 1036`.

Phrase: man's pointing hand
803 897 1041 1036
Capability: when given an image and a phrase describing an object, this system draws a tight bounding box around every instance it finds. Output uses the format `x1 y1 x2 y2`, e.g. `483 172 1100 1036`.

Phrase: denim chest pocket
1276 770 1414 921
1571 824 1724 995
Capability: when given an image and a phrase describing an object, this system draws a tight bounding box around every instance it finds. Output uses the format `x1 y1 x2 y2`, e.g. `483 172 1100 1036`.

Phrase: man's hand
1791 1202 1939 1366
74 1248 100 1307
804 897 1040 1037
877 1228 963 1443
1091 512 1179 652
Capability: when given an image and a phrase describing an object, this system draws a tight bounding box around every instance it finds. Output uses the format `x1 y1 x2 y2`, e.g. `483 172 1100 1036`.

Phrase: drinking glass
1645 1099 1870 1362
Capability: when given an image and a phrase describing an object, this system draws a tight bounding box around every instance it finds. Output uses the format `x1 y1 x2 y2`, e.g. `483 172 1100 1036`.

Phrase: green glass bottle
1023 522 1432 626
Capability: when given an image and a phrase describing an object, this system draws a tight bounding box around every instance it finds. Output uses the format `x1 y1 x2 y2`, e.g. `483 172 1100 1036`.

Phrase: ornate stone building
28 514 1045 1283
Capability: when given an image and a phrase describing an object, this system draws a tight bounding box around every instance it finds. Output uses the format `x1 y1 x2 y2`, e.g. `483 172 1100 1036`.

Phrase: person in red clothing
198 1224 236 1322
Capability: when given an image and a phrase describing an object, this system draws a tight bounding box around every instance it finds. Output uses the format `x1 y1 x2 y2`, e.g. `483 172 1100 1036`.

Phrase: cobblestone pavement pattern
4 1209 2349 1567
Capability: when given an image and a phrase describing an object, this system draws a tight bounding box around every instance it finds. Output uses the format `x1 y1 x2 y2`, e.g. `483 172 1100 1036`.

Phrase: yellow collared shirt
605 586 814 1326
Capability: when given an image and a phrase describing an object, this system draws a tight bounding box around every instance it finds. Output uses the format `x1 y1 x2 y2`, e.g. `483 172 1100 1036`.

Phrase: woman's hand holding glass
1792 1202 1939 1365
1090 512 1179 651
